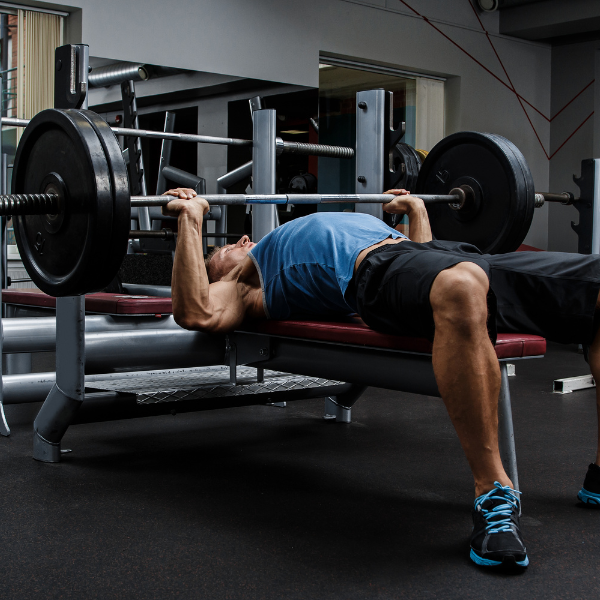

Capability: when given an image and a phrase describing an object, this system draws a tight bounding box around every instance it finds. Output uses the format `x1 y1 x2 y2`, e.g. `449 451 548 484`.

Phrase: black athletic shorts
350 240 600 344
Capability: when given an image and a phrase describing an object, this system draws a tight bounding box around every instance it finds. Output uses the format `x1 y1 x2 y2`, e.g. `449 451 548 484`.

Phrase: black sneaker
470 481 529 568
578 463 600 506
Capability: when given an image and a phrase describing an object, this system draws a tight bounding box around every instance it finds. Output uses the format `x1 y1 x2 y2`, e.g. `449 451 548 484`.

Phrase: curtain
17 9 64 122
415 78 445 151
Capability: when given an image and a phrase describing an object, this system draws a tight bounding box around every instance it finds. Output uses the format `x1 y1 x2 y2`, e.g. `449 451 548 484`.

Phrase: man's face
212 235 256 279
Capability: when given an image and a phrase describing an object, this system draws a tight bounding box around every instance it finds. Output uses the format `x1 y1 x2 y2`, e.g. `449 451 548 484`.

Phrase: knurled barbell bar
0 186 569 216
1 116 354 159
6 108 580 298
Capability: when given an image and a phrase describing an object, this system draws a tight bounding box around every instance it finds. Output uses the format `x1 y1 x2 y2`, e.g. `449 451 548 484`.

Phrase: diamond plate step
85 366 345 405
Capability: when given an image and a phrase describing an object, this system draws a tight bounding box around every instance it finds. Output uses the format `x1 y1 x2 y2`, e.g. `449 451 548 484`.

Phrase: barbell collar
276 138 355 159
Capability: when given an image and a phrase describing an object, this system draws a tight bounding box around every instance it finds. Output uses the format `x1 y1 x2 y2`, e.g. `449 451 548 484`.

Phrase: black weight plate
484 133 535 251
389 142 421 191
77 110 131 284
415 131 534 254
12 108 116 296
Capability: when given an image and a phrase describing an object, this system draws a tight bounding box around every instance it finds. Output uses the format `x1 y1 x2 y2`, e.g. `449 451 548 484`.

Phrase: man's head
205 235 256 282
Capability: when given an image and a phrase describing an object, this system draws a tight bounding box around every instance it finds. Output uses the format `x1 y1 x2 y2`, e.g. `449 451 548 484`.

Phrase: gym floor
1 342 598 599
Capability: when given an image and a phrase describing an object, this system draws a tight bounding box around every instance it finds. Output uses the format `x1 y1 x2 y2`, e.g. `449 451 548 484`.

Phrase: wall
25 0 554 247
548 39 599 252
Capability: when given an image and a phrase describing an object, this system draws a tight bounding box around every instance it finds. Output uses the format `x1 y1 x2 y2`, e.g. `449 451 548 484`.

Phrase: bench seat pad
2 290 173 316
3 290 546 358
239 318 546 359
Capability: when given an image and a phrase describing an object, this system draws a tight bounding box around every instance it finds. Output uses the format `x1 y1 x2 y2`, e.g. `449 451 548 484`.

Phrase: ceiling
497 0 600 45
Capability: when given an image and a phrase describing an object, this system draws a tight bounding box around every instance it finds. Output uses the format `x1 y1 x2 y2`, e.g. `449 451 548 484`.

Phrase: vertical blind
17 9 63 122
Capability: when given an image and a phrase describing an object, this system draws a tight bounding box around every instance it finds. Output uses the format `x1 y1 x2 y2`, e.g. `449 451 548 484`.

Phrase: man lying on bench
163 186 600 570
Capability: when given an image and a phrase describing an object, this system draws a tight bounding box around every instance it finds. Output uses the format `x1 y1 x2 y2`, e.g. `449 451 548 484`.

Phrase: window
318 59 444 210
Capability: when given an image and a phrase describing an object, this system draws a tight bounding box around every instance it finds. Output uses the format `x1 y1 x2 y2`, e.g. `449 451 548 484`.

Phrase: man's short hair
204 246 222 283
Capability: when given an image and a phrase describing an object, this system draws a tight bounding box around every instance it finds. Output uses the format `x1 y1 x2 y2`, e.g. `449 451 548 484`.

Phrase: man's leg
429 262 511 497
588 294 600 466
578 293 600 505
430 261 528 568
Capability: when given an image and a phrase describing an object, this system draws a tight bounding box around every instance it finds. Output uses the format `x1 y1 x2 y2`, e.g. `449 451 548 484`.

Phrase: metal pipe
84 329 225 373
129 229 174 240
3 320 224 372
534 192 574 206
2 315 183 354
214 161 253 247
131 193 464 206
161 165 205 190
277 139 354 159
2 366 224 405
155 111 176 196
216 161 253 189
89 63 150 88
252 109 278 242
1 118 355 156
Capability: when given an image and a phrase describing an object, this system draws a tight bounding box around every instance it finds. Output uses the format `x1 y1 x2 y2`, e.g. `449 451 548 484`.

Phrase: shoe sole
470 549 529 568
578 488 600 506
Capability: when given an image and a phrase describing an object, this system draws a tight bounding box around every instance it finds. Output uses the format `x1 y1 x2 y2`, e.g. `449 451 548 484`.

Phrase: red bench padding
239 318 546 359
517 244 543 252
3 290 546 358
2 290 173 315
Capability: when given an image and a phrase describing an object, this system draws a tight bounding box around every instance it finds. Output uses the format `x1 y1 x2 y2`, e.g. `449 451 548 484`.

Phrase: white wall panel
26 0 552 247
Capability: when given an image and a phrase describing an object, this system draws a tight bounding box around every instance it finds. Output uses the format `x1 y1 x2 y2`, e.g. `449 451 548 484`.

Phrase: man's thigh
353 240 493 340
486 251 600 344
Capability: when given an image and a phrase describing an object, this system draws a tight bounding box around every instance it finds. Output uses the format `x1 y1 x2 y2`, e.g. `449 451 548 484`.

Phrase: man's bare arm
164 191 248 333
382 189 433 243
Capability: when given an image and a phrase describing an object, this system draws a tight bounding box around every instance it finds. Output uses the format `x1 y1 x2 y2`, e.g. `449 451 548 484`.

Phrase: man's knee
430 262 489 333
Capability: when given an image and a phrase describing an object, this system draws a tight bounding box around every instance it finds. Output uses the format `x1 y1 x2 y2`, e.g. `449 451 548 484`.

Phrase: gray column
591 159 600 255
252 109 278 241
355 89 386 220
0 80 7 437
498 362 519 491
33 296 85 462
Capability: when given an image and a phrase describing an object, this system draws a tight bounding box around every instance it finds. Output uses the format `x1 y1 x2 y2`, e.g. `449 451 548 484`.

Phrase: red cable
466 0 593 123
466 0 548 157
549 112 594 160
397 0 516 95
398 0 594 159
549 80 594 122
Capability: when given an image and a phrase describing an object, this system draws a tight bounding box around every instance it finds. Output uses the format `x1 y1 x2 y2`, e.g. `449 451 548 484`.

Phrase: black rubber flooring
1 342 599 599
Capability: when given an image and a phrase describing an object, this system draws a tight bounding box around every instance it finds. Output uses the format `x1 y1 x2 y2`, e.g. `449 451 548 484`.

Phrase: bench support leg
324 384 368 423
33 296 85 463
0 401 9 437
498 362 519 491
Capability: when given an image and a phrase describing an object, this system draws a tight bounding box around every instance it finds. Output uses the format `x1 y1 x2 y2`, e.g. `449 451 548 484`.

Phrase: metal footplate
85 366 345 405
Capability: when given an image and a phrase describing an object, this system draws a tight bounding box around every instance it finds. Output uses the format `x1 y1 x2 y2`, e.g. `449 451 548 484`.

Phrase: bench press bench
232 318 546 489
1 290 546 486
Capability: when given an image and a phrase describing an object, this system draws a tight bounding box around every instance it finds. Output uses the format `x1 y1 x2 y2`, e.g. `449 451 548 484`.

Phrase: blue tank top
248 212 406 319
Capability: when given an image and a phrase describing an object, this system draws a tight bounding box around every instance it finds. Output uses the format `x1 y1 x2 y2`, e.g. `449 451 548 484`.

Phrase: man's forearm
407 203 433 243
171 211 212 327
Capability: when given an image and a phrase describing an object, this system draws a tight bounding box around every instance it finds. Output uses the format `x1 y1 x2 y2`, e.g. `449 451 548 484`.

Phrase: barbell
5 108 574 297
1 116 354 159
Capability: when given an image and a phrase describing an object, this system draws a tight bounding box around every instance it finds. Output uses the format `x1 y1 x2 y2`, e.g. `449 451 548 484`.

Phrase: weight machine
0 44 595 487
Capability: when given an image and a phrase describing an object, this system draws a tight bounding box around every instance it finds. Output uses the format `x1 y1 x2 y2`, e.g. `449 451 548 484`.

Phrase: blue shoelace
474 481 522 534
